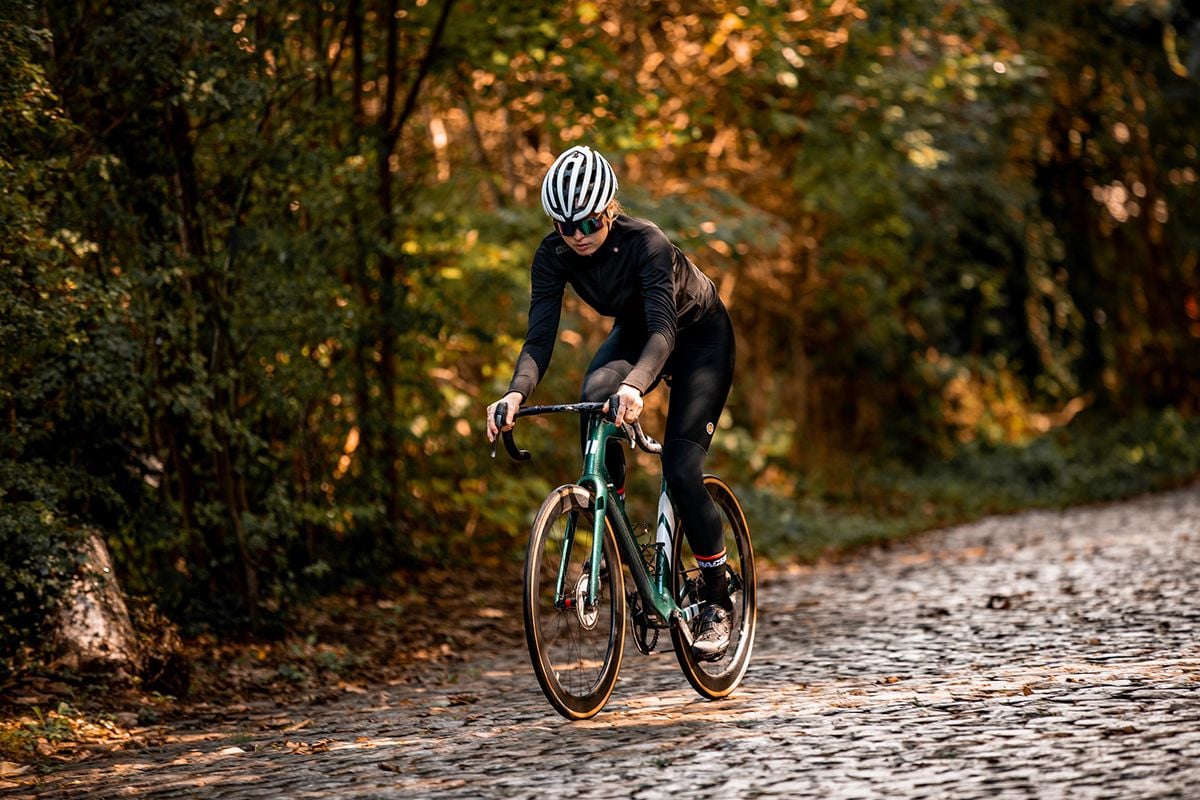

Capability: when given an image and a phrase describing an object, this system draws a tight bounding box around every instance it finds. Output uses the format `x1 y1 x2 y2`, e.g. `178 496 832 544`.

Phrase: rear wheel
523 485 626 720
670 475 756 699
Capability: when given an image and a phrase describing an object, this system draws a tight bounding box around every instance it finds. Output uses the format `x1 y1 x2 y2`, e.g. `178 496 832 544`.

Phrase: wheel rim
673 478 755 685
530 497 620 705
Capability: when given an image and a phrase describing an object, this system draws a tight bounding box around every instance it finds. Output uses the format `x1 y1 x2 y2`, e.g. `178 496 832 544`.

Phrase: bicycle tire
669 475 757 699
523 484 627 720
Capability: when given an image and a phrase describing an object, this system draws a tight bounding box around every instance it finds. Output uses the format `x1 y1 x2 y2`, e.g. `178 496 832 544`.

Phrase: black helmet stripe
579 153 605 220
564 152 582 218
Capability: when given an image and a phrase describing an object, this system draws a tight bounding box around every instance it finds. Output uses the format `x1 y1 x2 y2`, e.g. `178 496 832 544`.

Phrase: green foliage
749 408 1200 562
934 407 1200 506
0 0 138 667
0 469 83 667
2 0 1198 667
0 702 104 761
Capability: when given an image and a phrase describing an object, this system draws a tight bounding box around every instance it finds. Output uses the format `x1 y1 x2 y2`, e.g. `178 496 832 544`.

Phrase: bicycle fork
554 416 626 617
554 486 634 617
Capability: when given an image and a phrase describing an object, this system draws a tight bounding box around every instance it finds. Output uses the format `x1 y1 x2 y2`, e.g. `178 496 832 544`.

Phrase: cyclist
486 145 737 660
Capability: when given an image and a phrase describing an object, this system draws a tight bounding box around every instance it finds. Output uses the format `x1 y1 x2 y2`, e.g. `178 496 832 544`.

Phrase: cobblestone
9 486 1200 798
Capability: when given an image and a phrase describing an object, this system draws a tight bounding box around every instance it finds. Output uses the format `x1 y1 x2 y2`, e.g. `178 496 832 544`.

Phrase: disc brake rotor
574 572 600 630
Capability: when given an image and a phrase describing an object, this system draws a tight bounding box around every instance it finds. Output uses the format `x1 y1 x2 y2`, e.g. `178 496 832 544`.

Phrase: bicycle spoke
524 486 625 719
670 476 757 698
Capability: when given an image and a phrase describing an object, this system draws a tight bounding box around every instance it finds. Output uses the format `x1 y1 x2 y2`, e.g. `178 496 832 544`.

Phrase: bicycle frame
500 397 756 717
501 403 699 631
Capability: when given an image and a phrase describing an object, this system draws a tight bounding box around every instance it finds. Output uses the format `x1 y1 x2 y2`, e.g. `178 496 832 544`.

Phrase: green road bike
493 396 757 720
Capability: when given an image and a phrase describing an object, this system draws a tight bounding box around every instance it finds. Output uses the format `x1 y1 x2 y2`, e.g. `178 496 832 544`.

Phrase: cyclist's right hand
486 391 524 443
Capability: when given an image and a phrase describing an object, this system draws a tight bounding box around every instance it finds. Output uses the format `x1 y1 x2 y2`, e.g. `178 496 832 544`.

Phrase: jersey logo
706 421 715 435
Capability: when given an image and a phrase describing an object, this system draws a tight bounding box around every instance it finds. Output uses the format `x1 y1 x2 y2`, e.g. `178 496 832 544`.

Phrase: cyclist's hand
608 384 644 427
486 392 523 442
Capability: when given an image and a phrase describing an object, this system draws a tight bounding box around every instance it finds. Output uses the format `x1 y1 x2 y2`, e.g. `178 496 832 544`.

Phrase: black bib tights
579 303 735 562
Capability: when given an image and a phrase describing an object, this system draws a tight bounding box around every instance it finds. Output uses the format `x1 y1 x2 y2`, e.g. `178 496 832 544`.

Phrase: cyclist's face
559 214 610 256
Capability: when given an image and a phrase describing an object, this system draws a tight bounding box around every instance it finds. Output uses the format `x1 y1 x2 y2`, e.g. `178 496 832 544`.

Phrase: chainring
627 590 660 654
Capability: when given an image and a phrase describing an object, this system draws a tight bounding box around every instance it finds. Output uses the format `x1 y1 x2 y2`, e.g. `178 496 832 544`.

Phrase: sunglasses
554 215 606 237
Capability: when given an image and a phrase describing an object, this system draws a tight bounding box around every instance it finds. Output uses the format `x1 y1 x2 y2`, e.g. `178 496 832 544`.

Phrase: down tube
587 485 608 603
605 502 676 622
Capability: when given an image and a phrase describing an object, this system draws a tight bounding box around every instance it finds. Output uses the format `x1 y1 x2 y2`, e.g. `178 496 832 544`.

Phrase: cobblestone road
14 486 1200 799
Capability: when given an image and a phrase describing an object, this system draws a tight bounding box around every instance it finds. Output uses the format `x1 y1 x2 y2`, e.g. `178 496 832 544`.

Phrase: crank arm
670 610 695 649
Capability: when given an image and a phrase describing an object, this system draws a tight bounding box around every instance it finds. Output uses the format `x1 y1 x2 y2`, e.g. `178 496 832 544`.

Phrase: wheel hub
574 572 600 630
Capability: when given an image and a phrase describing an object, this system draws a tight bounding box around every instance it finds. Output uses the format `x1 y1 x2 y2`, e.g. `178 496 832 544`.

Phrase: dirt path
13 486 1200 798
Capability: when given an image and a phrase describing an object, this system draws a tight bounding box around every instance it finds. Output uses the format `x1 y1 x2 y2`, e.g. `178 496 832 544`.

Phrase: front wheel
670 475 757 699
523 484 626 720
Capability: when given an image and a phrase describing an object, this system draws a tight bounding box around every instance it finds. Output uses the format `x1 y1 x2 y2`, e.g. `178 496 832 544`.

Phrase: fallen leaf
1102 725 1141 737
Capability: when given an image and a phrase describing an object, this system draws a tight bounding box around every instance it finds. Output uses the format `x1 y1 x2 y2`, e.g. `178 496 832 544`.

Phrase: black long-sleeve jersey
506 214 719 400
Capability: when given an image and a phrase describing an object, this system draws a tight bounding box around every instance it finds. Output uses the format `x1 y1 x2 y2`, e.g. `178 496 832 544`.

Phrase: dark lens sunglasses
555 215 605 237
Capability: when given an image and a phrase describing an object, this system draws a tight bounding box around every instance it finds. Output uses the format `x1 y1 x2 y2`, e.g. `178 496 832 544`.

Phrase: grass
744 407 1200 562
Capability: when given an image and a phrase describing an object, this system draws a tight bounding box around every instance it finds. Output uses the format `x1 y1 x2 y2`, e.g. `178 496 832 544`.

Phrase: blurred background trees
3 0 1198 665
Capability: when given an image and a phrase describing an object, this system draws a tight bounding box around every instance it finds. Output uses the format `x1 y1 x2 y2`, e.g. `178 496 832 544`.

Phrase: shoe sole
691 645 729 662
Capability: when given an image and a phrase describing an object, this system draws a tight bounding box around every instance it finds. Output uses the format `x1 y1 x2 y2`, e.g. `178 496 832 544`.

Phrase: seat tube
655 477 675 590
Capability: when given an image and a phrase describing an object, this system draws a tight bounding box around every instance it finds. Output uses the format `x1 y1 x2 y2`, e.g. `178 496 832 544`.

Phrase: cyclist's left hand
486 391 523 443
611 383 643 426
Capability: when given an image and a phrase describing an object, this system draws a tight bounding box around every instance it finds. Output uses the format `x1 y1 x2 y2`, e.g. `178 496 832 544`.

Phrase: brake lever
606 393 622 425
490 402 507 459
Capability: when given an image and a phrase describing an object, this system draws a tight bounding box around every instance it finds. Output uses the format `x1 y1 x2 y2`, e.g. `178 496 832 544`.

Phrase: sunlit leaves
2 0 1197 659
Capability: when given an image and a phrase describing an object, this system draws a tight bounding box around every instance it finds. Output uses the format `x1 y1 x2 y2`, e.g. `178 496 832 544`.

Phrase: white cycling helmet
540 145 619 222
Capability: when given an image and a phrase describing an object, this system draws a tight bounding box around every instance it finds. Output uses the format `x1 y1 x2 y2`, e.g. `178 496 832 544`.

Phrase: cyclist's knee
580 366 625 402
662 438 706 492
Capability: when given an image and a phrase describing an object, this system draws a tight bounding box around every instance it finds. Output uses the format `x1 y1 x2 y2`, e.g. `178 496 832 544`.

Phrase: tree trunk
52 530 140 677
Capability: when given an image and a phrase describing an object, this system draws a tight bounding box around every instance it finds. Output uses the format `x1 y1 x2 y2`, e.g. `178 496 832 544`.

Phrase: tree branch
385 0 456 150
